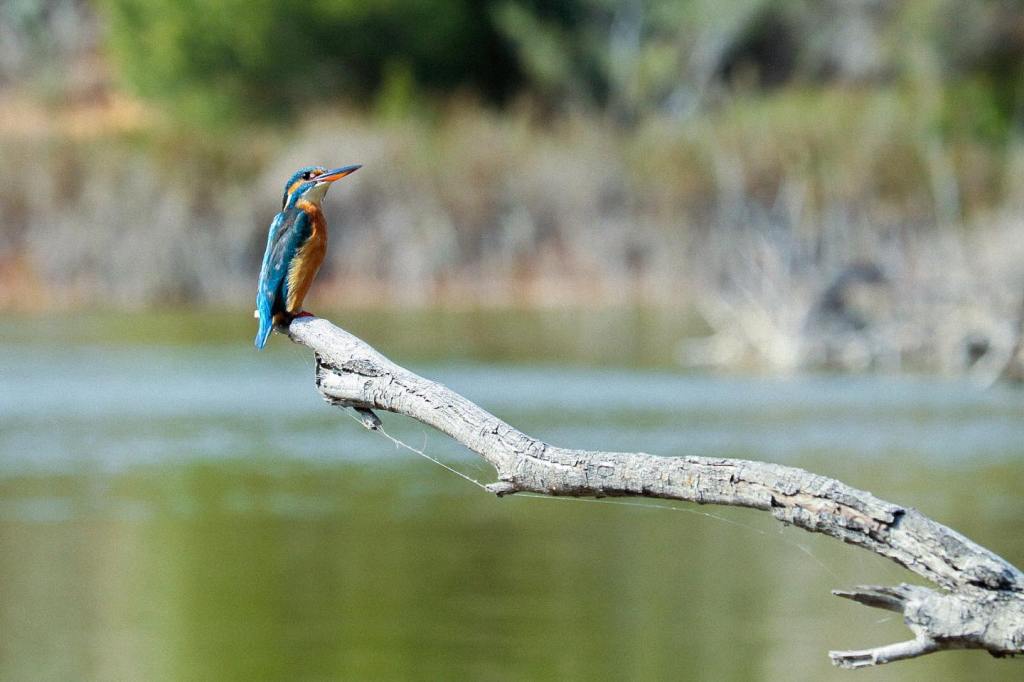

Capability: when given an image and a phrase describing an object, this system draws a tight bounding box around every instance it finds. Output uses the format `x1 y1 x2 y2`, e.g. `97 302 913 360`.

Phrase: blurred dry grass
0 90 1021 373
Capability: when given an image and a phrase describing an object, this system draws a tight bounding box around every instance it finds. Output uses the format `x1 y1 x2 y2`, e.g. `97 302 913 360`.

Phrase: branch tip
486 481 517 497
832 584 914 613
829 636 939 669
353 408 382 431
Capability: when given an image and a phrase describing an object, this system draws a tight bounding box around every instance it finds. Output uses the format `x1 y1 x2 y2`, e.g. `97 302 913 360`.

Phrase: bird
255 164 361 349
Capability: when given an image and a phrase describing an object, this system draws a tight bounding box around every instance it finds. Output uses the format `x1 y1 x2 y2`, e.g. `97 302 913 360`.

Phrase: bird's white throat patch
304 182 331 205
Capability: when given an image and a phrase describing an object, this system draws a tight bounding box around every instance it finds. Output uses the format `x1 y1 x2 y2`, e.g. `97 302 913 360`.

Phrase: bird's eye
301 172 312 180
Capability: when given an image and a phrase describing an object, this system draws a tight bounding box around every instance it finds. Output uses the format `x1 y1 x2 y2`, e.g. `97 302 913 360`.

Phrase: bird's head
281 164 361 210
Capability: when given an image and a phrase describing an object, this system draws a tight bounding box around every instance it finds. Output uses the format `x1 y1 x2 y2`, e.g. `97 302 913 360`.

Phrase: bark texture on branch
286 316 1024 668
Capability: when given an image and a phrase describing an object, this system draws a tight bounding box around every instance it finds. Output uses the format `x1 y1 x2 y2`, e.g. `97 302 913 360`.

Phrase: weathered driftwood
286 316 1024 669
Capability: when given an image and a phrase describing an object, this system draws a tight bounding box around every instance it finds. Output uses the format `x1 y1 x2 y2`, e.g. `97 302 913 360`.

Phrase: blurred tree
931 0 1024 141
69 0 1024 136
494 0 782 123
493 0 1024 132
97 0 522 121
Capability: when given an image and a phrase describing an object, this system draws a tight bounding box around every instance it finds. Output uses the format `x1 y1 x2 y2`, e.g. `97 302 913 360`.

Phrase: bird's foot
294 310 315 319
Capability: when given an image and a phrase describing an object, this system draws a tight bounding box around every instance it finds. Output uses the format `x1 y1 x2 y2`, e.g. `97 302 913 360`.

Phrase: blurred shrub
494 0 1024 136
96 0 521 121
494 0 777 121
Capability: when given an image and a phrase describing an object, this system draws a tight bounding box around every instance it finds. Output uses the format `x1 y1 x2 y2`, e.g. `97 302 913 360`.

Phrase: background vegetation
2 0 1023 373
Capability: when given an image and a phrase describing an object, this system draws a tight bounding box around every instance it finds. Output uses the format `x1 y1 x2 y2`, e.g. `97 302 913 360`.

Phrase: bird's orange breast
285 202 328 313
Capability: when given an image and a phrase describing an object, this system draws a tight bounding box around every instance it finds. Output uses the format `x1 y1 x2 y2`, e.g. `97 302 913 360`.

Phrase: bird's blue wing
255 208 312 348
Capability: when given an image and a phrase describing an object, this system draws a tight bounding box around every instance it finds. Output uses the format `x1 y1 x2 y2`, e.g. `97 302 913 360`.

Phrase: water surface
1 311 1022 681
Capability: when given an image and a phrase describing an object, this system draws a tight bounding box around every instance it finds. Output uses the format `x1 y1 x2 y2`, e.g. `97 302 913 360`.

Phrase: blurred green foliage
96 0 522 121
94 0 1024 139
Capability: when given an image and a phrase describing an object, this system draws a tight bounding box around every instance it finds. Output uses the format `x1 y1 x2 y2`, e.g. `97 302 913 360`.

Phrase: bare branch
830 635 940 669
286 316 1024 668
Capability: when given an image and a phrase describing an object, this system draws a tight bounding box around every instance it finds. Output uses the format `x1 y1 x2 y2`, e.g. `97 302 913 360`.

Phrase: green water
1 311 1023 681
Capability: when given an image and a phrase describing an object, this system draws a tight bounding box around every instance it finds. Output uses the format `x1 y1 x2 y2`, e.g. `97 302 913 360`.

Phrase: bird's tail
255 309 273 349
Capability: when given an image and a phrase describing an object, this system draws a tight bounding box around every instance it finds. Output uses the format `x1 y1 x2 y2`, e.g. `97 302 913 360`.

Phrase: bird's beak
316 164 362 184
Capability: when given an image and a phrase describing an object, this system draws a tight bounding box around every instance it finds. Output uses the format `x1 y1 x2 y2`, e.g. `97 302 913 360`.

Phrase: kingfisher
254 164 361 349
